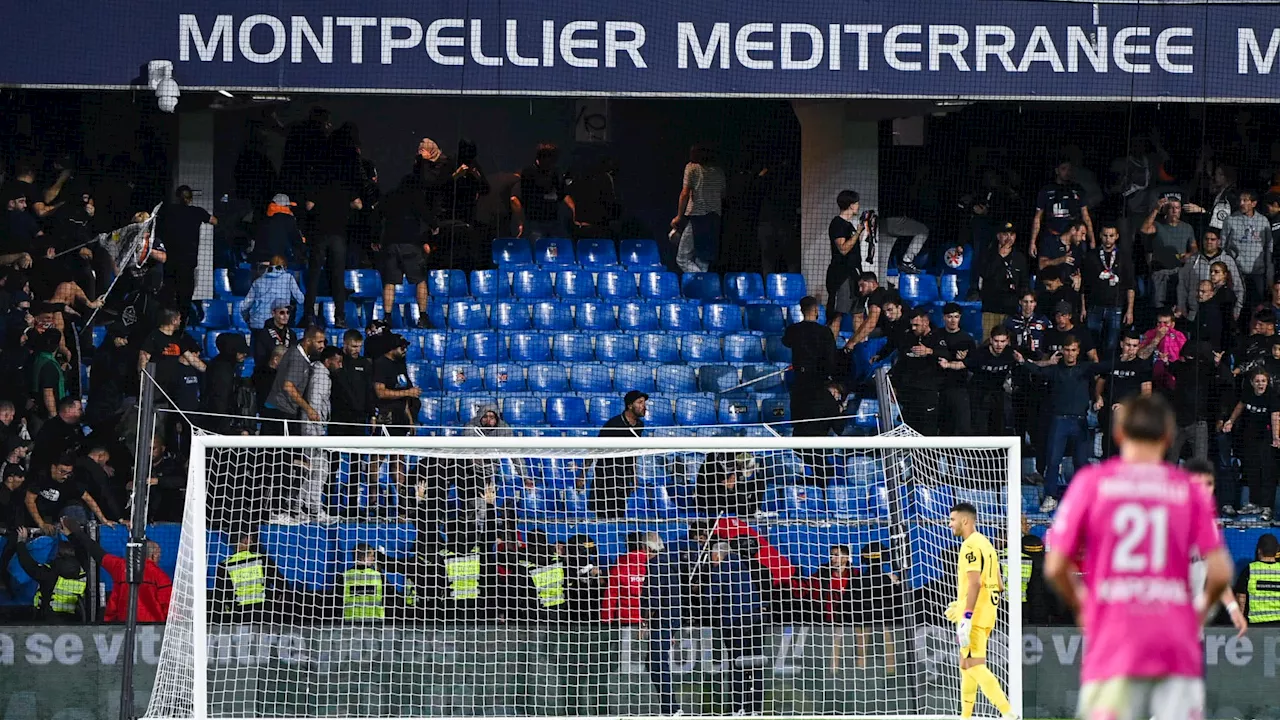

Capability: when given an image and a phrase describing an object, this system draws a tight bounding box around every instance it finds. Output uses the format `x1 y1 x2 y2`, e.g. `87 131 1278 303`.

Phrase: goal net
146 432 1020 720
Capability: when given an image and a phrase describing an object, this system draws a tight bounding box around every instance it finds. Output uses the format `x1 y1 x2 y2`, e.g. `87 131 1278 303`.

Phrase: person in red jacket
65 518 171 622
601 531 660 624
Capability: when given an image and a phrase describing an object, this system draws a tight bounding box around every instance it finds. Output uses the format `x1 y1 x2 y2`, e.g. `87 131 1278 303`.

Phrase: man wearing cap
252 300 298 369
1043 301 1098 362
974 221 1028 339
1079 223 1135 353
157 185 216 325
202 331 251 435
593 390 646 519
249 194 303 265
372 332 419 436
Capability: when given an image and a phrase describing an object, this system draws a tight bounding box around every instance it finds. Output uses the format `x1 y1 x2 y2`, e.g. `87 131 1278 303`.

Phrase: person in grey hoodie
1177 227 1244 321
1222 189 1274 309
462 405 525 493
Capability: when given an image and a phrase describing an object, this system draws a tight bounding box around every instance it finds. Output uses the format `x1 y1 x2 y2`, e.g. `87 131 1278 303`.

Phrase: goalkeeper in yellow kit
946 502 1016 719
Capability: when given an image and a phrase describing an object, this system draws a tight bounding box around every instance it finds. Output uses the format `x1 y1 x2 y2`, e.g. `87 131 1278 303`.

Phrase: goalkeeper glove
955 612 973 647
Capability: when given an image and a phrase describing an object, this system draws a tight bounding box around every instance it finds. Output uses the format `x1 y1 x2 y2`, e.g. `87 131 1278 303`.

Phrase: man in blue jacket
708 540 767 715
641 527 702 716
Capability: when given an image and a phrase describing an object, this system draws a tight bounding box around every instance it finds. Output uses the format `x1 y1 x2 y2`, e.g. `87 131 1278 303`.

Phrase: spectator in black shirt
1092 331 1153 456
301 176 362 328
437 138 491 271
156 186 215 325
1080 223 1135 354
516 143 573 240
1021 339 1097 511
974 221 1028 338
372 332 418 436
1190 276 1233 352
1223 369 1280 521
942 326 1017 436
596 390 647 519
29 397 83 476
935 303 977 436
696 452 763 517
25 453 113 533
0 464 27 531
891 310 944 435
783 297 838 435
1044 302 1099 362
78 445 126 527
137 308 206 411
253 305 297 369
1031 159 1094 257
825 190 864 319
1166 341 1227 463
1037 265 1083 324
375 171 433 328
839 273 899 352
202 332 251 435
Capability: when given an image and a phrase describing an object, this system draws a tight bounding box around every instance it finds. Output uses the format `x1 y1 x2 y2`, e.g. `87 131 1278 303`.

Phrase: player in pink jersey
1044 393 1232 720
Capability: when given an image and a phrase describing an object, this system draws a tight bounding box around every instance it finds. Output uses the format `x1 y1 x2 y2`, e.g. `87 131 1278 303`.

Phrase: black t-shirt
964 346 1017 395
1080 247 1133 308
977 248 1029 315
828 216 860 279
141 330 199 389
1238 389 1278 439
372 355 413 416
27 472 87 523
891 332 944 391
1037 286 1081 321
935 328 977 388
157 202 211 262
781 320 837 384
1043 325 1095 358
1035 182 1085 236
1096 357 1153 405
518 164 565 222
599 413 644 438
852 287 899 323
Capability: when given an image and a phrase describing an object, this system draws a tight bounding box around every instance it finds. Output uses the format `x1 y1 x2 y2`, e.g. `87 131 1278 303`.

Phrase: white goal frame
172 434 1022 720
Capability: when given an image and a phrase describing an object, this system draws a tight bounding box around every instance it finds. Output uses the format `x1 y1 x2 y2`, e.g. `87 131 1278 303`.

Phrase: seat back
619 238 660 268
513 269 555 299
618 301 658 331
528 363 570 392
636 333 678 363
555 269 595 299
491 301 532 330
724 273 766 303
509 332 552 361
681 272 722 301
532 301 575 330
597 270 639 300
493 238 533 265
723 334 766 363
552 332 595 362
429 269 469 298
576 238 618 267
575 300 617 331
595 332 637 362
534 237 576 266
464 331 506 362
765 273 806 304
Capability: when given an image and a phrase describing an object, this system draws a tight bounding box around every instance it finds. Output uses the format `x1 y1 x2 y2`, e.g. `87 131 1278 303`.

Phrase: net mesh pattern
147 433 1016 719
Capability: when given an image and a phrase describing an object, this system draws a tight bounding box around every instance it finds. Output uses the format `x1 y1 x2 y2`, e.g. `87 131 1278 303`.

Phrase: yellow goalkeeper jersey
957 532 1001 629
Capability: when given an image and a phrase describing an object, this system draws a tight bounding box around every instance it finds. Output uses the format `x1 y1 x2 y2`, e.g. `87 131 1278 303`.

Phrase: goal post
149 433 1022 720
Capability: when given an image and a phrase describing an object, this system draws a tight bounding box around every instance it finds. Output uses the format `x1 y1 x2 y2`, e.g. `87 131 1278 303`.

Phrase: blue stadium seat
769 486 826 518
91 326 108 348
371 302 406 329
504 396 546 426
942 244 973 274
484 362 527 393
419 396 460 427
442 363 483 392
619 238 661 268
940 273 971 302
719 397 759 425
447 300 489 330
588 395 624 425
746 305 786 333
570 364 612 392
765 336 792 363
575 301 617 331
577 238 618 268
725 273 766 303
406 363 441 391
721 334 764 363
741 364 785 393
513 269 555 299
493 238 533 265
227 299 251 329
680 334 722 363
491 301 532 331
547 396 589 428
528 363 570 392
637 333 679 363
640 271 681 300
555 269 595 299
618 301 658 331
658 303 701 331
766 273 806 304
898 273 941 306
760 397 789 423
596 333 637 362
465 331 506 362
645 396 676 426
535 237 576 266
553 332 595 362
698 365 740 393
200 300 231 328
676 397 717 426
510 332 552 362
597 270 639 300
681 272 722 301
615 363 657 393
429 269 469 298
403 301 447 329
785 303 826 326
346 269 381 299
655 365 697 393
703 303 744 333
212 269 234 298
532 301 575 330
318 300 362 329
470 269 511 299
422 330 466 362
458 395 498 422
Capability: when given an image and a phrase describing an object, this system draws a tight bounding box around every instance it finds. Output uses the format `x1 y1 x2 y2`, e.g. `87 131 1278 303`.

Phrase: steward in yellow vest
214 533 289 623
1237 534 1280 626
10 527 88 624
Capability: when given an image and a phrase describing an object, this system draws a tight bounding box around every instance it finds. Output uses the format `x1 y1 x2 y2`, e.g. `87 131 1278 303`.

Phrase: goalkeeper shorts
960 625 991 660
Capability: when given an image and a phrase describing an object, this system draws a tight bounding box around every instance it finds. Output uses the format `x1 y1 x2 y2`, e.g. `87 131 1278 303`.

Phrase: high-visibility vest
222 551 267 606
342 568 385 620
444 552 481 601
36 573 86 616
528 562 566 608
1020 554 1033 601
1247 561 1280 623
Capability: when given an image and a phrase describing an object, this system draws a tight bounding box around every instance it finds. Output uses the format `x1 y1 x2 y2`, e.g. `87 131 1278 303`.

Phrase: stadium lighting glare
217 89 233 98
147 60 181 113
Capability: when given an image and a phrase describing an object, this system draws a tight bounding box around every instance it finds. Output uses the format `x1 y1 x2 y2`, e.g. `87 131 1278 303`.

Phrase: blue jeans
1087 307 1123 353
1044 415 1090 498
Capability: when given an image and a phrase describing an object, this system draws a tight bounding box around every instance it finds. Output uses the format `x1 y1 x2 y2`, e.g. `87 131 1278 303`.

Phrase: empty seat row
493 237 657 268
368 299 793 333
419 393 790 428
422 361 789 393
